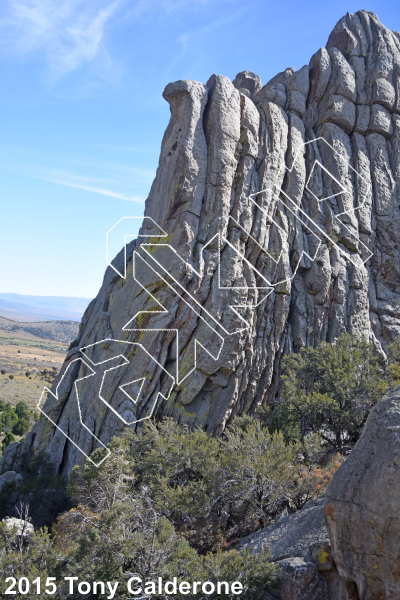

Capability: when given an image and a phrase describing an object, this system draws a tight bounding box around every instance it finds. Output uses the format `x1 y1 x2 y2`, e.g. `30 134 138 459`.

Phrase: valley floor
0 329 66 411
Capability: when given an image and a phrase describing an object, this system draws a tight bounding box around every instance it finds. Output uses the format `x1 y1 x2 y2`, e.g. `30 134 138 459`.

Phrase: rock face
238 500 330 599
269 558 328 600
237 499 330 560
237 499 359 600
325 384 400 600
1 11 400 476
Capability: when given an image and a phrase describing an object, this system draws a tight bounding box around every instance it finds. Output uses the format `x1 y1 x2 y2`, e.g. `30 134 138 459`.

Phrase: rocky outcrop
237 499 358 600
3 516 34 537
325 384 400 600
1 11 400 476
268 558 328 600
237 499 330 560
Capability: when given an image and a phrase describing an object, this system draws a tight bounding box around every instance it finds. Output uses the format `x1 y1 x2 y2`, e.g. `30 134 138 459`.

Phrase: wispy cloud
31 164 150 201
32 161 156 186
44 177 144 201
0 0 223 87
177 3 256 48
0 145 153 201
0 0 127 79
0 144 156 187
83 142 150 153
161 2 255 81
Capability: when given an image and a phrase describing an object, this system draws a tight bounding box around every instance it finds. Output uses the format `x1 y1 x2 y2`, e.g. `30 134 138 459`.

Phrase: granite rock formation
1 10 400 477
238 498 359 600
325 384 400 600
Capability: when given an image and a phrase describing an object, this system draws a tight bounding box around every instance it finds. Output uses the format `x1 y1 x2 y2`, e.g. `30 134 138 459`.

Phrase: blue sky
1 0 399 300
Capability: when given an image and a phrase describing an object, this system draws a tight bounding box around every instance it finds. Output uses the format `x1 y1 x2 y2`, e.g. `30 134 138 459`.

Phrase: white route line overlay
132 245 272 335
249 137 373 282
106 216 168 279
38 136 374 466
37 357 111 467
38 341 175 466
126 250 225 384
80 340 175 423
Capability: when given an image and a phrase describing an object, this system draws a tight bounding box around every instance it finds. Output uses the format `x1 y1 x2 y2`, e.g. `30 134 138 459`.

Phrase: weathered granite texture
2 11 400 477
237 499 329 560
325 384 400 600
268 557 329 600
238 499 359 600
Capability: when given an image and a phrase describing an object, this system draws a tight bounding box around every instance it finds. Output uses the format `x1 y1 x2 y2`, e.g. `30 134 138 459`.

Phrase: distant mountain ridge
0 316 79 345
0 293 91 322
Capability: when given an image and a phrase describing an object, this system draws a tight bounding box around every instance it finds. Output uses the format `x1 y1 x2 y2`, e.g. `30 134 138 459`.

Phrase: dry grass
0 332 67 410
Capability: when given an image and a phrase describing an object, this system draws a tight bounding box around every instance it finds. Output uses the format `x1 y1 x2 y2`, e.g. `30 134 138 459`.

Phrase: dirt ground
0 332 67 410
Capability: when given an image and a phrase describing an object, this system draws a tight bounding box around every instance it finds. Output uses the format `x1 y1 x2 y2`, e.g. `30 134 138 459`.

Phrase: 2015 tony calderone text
3 576 244 597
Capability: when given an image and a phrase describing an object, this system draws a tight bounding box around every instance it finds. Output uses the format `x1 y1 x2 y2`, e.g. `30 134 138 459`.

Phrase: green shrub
8 375 14 380
2 431 16 450
201 547 279 600
69 419 304 552
15 401 29 419
12 417 31 436
0 521 59 586
274 334 388 451
0 405 18 433
61 439 279 598
0 402 33 438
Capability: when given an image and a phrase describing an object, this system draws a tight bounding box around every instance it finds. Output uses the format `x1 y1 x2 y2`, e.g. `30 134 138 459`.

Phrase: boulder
271 557 328 600
232 70 262 95
238 499 358 600
325 385 400 600
237 499 329 560
3 517 34 549
3 516 34 538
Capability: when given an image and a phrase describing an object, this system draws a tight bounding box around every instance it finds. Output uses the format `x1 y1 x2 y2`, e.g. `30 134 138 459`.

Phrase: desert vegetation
0 401 39 452
1 334 400 598
270 333 400 451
